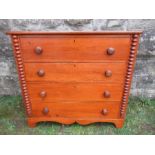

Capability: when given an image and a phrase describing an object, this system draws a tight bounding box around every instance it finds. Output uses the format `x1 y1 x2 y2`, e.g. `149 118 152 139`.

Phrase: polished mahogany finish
31 101 120 118
27 83 123 102
18 36 132 62
24 62 126 83
7 31 142 128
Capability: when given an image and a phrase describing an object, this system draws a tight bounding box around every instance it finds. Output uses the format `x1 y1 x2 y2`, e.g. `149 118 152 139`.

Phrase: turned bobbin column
120 34 140 118
11 35 32 116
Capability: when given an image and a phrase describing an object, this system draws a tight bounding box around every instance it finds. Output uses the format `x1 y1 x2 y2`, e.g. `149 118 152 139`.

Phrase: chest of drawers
8 31 142 128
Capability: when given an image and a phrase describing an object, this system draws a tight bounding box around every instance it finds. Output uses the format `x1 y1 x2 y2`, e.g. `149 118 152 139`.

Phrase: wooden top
6 31 143 35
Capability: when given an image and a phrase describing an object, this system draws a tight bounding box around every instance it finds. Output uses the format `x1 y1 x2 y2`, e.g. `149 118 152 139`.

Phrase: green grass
0 96 155 135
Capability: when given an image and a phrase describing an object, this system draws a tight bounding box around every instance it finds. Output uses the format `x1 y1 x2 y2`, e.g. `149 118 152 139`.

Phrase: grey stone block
10 19 42 31
92 19 107 31
107 20 122 28
64 19 92 26
0 59 17 76
0 32 11 44
0 76 20 95
0 43 14 58
131 58 155 98
0 19 11 32
40 19 64 29
127 19 155 30
106 19 128 30
138 29 155 56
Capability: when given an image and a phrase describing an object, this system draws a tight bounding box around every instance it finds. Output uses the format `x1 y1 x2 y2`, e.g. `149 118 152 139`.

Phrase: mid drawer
24 62 127 83
20 35 131 62
31 101 121 119
27 82 124 102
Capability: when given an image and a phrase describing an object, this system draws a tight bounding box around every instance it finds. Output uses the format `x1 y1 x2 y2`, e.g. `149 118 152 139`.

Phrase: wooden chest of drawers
8 31 142 128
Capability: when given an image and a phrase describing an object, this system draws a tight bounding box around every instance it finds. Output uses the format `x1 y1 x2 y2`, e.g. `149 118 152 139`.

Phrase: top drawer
20 35 131 62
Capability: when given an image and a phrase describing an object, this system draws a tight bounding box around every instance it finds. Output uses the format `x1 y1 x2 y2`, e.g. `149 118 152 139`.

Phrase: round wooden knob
37 69 45 77
107 47 115 55
42 107 49 115
40 91 47 98
105 70 112 77
35 46 43 55
101 109 108 115
104 91 111 98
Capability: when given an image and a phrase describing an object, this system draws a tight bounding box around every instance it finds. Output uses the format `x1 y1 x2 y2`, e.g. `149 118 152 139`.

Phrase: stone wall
0 19 155 98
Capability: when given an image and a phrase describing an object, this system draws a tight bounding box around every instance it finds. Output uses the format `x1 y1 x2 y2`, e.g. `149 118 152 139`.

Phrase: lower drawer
27 82 124 102
31 101 121 119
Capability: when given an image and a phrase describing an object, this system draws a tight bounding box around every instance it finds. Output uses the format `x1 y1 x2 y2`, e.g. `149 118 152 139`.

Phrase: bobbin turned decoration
11 35 32 116
120 34 140 118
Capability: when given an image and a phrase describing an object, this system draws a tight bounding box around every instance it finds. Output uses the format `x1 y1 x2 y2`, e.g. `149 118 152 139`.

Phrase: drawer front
24 62 126 83
20 35 131 62
27 83 123 102
31 101 121 119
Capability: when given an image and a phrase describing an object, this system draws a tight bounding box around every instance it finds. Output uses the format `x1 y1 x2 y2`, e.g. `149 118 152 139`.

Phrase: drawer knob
104 91 111 98
35 46 43 55
37 69 45 77
42 107 49 115
101 109 108 115
40 91 47 98
107 47 115 55
105 70 112 77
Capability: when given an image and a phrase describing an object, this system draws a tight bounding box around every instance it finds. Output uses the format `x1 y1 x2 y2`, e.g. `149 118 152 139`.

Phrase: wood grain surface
31 101 121 119
27 82 124 102
20 36 131 62
24 62 127 83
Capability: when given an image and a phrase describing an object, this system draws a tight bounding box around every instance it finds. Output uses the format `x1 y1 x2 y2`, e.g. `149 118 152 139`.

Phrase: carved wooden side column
11 35 32 116
120 34 140 118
